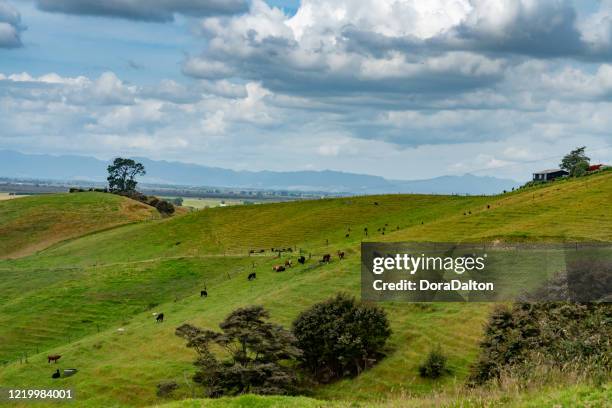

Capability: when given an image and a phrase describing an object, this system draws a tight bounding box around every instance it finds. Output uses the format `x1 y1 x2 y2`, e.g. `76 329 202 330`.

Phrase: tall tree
560 146 590 177
107 158 146 192
176 306 301 397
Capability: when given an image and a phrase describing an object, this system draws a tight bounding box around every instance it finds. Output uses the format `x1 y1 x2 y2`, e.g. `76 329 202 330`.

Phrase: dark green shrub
419 346 449 379
469 302 612 385
155 200 175 215
292 293 391 382
156 380 178 397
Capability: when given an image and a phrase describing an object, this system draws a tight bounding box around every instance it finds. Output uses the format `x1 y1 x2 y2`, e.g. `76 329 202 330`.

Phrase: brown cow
48 354 61 364
321 254 331 263
337 251 345 260
273 265 286 272
284 259 292 267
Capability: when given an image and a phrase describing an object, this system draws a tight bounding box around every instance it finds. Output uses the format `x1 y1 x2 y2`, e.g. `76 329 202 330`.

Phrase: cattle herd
149 249 347 337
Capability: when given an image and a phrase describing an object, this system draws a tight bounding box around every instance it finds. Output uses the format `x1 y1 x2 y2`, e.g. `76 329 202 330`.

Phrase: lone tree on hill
107 158 146 192
176 306 301 397
560 146 590 177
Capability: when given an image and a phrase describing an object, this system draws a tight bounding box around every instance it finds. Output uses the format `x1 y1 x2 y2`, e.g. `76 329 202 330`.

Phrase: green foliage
419 346 449 379
292 294 391 382
560 146 590 177
156 380 179 397
171 197 184 206
176 306 301 397
155 200 175 215
107 157 146 192
469 303 612 385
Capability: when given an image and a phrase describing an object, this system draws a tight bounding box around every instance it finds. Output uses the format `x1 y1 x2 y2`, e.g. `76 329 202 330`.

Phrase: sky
1 0 612 181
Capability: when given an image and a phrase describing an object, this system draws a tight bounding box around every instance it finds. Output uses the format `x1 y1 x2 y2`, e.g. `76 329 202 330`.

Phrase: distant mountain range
0 150 520 195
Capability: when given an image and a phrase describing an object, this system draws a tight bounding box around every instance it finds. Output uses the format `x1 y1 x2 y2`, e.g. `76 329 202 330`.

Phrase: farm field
0 193 28 201
162 197 253 209
0 171 610 407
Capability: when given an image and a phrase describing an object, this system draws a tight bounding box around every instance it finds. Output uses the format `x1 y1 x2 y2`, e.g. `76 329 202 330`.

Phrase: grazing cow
298 256 306 264
337 251 345 260
156 313 164 323
52 369 60 379
48 355 61 364
248 272 257 281
273 265 286 272
284 259 292 267
201 288 208 297
321 254 331 263
345 233 349 238
374 202 379 205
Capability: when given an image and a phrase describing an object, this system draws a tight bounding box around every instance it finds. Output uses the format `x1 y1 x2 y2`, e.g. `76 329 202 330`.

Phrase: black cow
52 369 60 379
298 256 306 264
200 290 208 298
248 273 256 281
321 254 331 263
156 313 164 323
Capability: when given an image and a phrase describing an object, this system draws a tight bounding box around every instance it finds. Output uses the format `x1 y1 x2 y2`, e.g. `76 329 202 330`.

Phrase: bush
156 380 178 397
155 200 175 215
115 191 175 215
419 346 449 379
469 303 612 385
292 294 391 382
176 306 301 397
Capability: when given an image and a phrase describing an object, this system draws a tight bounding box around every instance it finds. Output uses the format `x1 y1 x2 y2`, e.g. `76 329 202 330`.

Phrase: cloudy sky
1 0 612 181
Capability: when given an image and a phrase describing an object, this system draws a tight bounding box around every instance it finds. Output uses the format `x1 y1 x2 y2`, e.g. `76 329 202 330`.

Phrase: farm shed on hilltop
532 169 568 182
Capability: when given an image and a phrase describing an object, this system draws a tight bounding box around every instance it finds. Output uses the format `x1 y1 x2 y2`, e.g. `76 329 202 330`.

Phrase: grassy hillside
0 192 159 259
0 172 610 407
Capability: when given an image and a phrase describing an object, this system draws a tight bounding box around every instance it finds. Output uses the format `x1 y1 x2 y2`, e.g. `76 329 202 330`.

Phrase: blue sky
1 0 611 181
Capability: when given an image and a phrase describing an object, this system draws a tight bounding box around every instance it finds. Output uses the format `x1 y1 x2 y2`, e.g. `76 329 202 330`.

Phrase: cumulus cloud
36 0 248 22
0 1 24 48
184 0 612 98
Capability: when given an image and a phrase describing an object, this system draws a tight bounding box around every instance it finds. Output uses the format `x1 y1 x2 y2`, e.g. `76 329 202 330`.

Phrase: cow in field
273 265 286 272
201 288 208 297
156 313 164 323
337 251 345 260
321 254 331 263
248 272 257 281
298 256 306 264
284 259 292 268
48 354 61 364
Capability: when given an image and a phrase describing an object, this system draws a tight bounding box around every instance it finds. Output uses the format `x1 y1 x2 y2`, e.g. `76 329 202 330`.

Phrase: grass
0 192 158 259
0 171 610 407
153 381 612 407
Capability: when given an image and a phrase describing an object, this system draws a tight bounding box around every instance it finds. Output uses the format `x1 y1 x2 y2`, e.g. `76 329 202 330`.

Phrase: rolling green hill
0 192 159 259
0 171 610 407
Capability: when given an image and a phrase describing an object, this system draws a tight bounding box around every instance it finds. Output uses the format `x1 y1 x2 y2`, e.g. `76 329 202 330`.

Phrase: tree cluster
175 294 392 398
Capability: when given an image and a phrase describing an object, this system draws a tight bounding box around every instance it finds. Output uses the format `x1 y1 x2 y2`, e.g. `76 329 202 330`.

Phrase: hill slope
0 172 609 407
0 192 159 259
